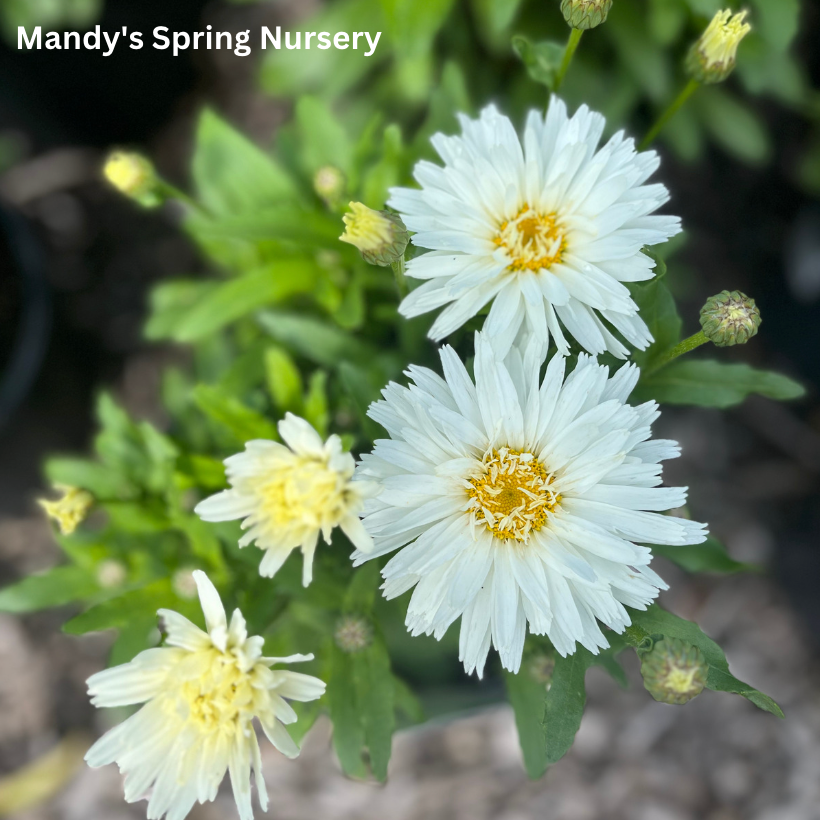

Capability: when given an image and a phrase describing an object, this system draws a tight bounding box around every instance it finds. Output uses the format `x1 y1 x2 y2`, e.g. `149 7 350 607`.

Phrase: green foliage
652 536 758 574
0 566 99 613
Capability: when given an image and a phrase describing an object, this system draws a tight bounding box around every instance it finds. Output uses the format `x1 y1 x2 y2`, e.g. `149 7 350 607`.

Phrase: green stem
553 29 584 93
639 78 700 151
643 331 709 378
392 256 408 299
156 180 208 214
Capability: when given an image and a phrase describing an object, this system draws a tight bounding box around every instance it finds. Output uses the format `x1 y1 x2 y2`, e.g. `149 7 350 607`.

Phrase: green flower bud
700 290 761 347
640 637 708 705
339 202 409 267
685 9 750 84
560 0 613 31
334 615 373 653
313 165 346 205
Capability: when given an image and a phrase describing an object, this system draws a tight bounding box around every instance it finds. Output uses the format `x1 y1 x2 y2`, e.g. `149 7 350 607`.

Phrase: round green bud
639 637 708 705
700 290 761 347
339 202 409 267
334 615 373 654
560 0 613 31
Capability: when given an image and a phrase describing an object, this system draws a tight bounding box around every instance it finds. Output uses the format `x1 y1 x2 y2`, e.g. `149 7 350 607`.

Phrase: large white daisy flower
85 571 325 820
389 98 681 358
353 334 706 677
195 413 378 585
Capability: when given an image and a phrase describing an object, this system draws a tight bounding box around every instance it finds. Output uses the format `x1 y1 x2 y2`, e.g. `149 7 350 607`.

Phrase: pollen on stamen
494 203 568 274
466 447 561 542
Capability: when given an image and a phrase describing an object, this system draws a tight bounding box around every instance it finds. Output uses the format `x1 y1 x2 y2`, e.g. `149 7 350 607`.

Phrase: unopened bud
96 559 127 589
103 151 158 205
686 9 750 84
640 636 708 705
700 290 761 347
38 485 94 535
334 615 373 653
560 0 612 30
339 202 409 267
314 165 345 205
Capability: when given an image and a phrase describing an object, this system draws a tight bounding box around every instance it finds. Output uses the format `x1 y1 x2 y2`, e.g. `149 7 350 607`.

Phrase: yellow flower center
495 204 567 273
663 664 701 695
255 455 350 530
177 649 254 735
466 447 561 542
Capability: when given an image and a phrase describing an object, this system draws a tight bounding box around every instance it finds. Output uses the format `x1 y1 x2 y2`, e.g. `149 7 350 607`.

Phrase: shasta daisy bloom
389 98 681 357
195 413 378 585
353 333 706 677
85 571 325 820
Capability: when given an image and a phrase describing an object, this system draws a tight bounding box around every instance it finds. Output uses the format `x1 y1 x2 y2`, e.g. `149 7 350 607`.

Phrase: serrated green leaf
162 262 319 344
352 636 395 781
63 580 175 635
0 565 99 613
652 536 757 574
544 647 595 765
503 668 548 779
634 359 805 407
257 311 378 368
193 384 277 443
629 274 682 368
629 604 783 717
192 109 298 216
328 643 368 778
512 36 565 89
264 346 303 414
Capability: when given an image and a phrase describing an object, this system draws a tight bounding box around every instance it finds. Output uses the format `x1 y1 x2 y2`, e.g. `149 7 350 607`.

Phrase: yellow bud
339 202 409 267
686 9 751 84
103 151 155 200
38 485 94 535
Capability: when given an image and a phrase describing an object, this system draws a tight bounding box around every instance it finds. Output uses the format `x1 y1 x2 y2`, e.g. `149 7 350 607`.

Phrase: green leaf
145 281 217 342
265 346 303 414
471 0 525 43
361 124 404 209
544 648 596 765
634 360 805 408
257 310 379 368
352 636 395 781
628 272 682 368
193 384 278 443
652 536 757 574
44 457 135 500
511 36 565 89
192 109 298 217
393 676 425 724
63 580 176 635
629 604 784 717
108 614 158 667
748 0 800 51
161 262 319 343
295 96 353 174
343 560 381 614
338 362 384 442
327 643 368 778
379 0 456 59
697 89 771 165
185 208 342 247
503 668 548 779
0 565 99 613
303 371 330 438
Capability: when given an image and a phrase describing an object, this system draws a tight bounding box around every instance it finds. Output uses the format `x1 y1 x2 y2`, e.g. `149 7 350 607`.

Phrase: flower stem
392 256 408 299
642 331 709 378
553 29 584 92
639 79 700 151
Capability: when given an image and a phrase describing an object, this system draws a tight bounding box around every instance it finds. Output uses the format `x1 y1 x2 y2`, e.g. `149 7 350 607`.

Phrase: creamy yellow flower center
466 447 561 542
663 665 701 695
177 649 254 735
495 204 567 273
255 455 349 529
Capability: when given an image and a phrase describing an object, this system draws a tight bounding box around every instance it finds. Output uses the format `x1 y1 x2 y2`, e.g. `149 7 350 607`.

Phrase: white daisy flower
195 413 379 585
353 333 706 677
389 98 681 358
85 571 325 820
